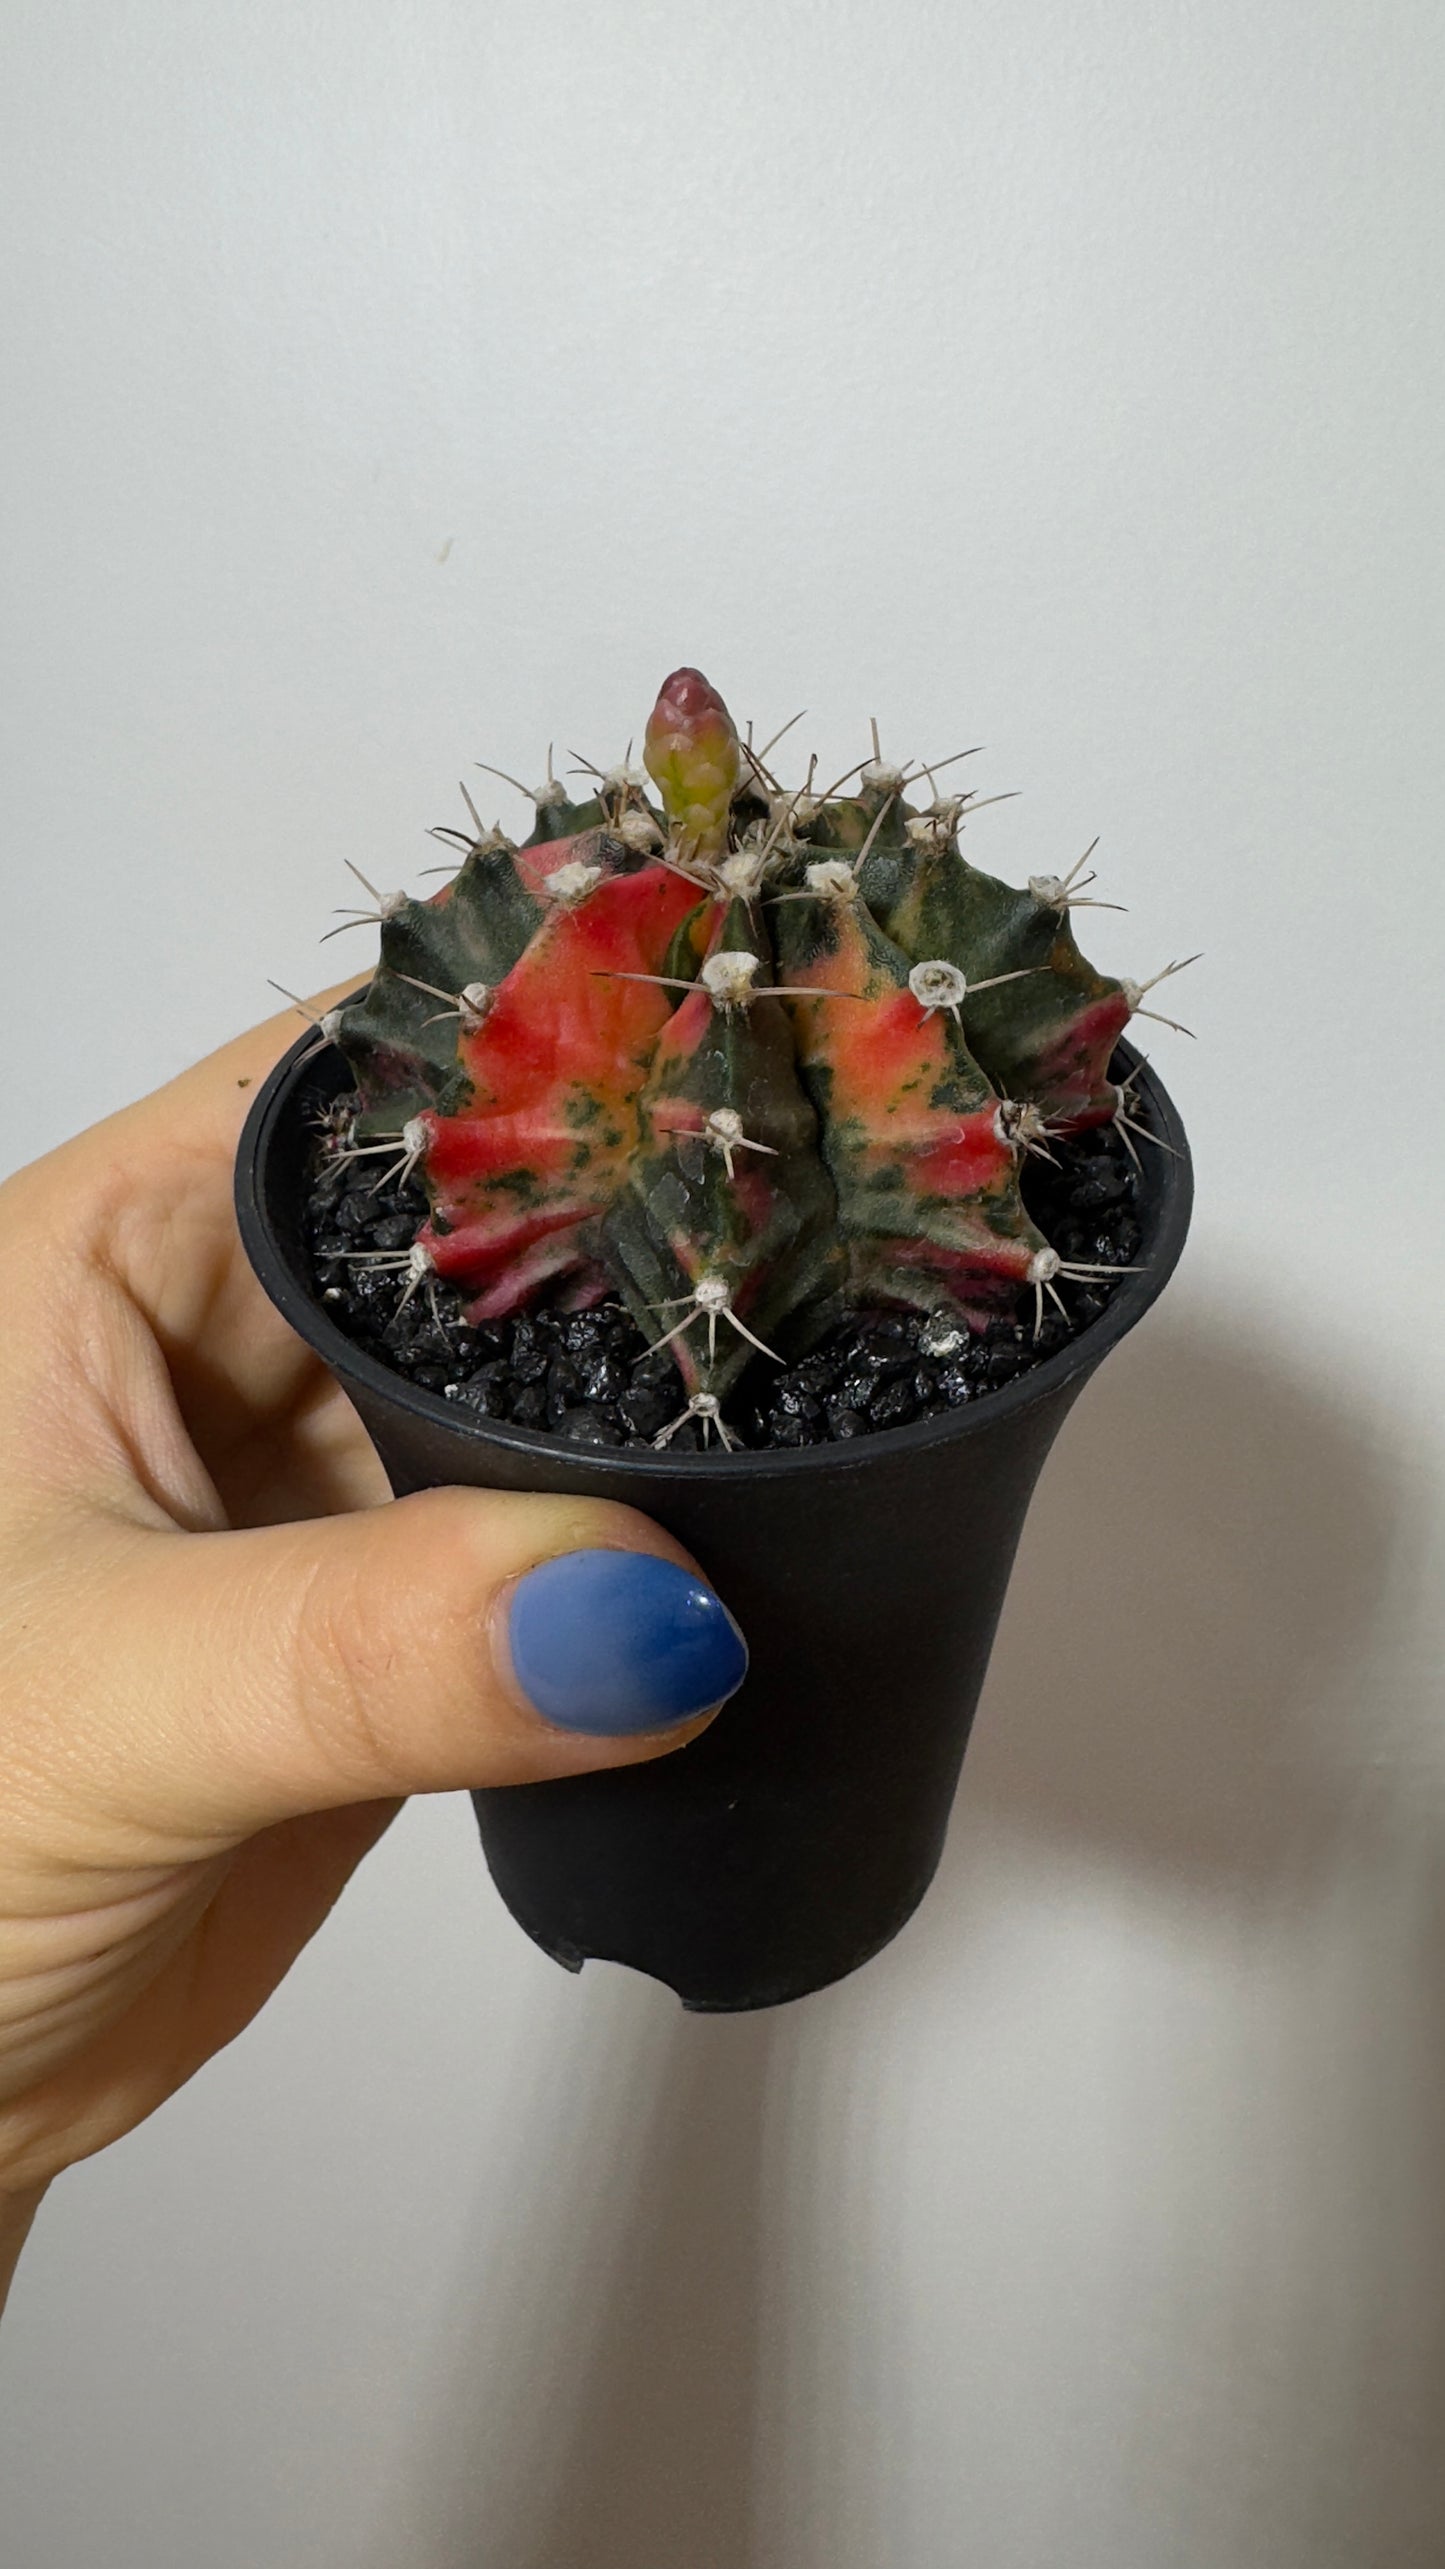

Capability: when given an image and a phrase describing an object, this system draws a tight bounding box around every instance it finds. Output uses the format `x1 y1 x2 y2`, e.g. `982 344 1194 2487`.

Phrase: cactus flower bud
643 667 742 858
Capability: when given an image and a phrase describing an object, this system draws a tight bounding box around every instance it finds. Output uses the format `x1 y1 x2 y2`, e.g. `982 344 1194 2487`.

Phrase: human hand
0 997 745 2236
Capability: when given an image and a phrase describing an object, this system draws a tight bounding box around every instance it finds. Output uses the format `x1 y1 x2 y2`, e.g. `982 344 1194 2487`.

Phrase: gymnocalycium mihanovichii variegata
277 670 1195 1451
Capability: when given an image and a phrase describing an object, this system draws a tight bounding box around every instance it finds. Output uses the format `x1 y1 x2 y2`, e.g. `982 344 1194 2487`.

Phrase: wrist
0 2181 47 2319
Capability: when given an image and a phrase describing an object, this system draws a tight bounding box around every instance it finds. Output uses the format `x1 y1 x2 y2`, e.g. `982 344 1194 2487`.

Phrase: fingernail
506 1549 749 1736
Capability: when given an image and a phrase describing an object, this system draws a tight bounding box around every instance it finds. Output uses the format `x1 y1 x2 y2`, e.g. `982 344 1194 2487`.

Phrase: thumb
75 1491 748 1853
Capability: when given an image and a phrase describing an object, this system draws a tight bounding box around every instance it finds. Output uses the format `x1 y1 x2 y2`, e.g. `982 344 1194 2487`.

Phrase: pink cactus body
775 894 1044 1321
871 837 1131 1130
1027 989 1133 1128
419 863 704 1315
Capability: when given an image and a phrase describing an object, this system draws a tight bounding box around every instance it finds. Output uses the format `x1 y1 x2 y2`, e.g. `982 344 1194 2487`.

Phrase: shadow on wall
362 1999 774 2569
364 1303 1431 2569
875 1301 1445 2569
950 1301 1401 1895
512 2013 774 2569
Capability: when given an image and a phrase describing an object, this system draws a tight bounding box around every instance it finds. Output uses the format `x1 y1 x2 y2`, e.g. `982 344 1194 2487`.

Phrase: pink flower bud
643 668 742 857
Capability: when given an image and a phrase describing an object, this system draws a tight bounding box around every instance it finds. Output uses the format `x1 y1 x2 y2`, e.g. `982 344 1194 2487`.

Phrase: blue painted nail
507 1550 748 1735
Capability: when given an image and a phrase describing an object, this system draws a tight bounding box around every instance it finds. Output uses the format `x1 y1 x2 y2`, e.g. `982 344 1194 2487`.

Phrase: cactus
315 668 1190 1418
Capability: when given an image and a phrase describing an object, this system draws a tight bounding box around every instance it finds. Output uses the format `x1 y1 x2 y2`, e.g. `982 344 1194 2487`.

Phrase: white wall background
3 1 1444 2561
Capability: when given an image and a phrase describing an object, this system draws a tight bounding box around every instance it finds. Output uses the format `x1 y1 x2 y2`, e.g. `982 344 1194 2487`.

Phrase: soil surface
302 1105 1146 1452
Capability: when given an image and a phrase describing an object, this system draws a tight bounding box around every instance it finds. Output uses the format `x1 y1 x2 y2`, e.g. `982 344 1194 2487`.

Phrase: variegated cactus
311 669 1190 1429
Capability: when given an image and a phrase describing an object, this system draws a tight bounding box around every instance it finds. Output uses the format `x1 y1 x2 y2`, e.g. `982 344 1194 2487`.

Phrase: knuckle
283 1518 487 1796
284 1546 413 1795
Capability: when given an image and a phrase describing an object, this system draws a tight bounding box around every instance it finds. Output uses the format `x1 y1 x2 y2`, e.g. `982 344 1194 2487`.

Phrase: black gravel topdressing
302 1102 1146 1453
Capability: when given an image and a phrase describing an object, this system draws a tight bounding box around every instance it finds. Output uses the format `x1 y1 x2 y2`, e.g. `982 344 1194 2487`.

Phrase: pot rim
236 1026 1193 1482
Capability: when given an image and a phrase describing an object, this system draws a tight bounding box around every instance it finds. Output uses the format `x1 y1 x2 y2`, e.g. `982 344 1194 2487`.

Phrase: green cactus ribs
293 666 1192 1449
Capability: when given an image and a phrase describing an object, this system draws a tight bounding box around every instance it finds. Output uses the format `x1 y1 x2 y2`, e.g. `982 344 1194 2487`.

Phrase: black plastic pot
236 1032 1191 2011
